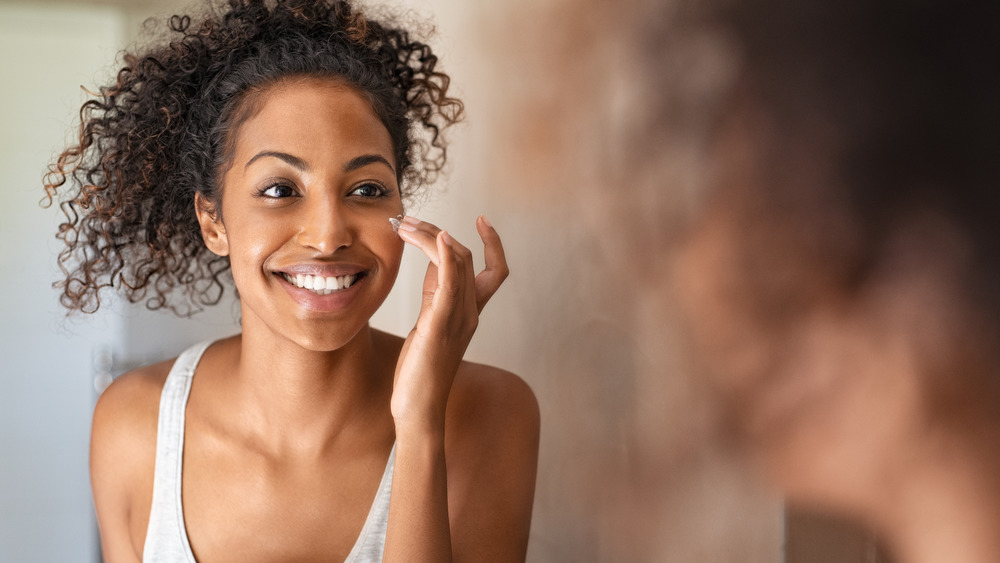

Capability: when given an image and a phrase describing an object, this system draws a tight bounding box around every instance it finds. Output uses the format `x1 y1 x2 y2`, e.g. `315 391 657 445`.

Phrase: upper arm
445 364 540 562
90 365 166 563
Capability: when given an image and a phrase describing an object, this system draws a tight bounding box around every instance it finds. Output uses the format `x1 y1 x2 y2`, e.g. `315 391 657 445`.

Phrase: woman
43 1 539 561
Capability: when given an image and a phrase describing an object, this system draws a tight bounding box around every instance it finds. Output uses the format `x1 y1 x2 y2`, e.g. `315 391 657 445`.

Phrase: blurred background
0 0 871 561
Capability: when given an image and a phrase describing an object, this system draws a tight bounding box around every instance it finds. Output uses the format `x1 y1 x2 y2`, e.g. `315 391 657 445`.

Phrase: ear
194 192 229 257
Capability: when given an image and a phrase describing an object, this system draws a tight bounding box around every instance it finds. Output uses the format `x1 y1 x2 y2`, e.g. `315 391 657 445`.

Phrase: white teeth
282 272 358 295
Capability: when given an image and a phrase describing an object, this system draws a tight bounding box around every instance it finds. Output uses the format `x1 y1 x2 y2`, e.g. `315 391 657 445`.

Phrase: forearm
384 215 514 561
382 425 453 562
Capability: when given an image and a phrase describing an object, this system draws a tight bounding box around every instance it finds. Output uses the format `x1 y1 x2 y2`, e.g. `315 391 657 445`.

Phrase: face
670 106 928 509
197 77 405 351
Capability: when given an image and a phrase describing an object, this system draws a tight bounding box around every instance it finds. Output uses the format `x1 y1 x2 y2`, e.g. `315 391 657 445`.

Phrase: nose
295 197 352 254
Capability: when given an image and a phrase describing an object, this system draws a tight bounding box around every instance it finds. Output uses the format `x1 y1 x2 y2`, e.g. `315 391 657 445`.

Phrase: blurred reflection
674 2 1000 560
491 0 1000 561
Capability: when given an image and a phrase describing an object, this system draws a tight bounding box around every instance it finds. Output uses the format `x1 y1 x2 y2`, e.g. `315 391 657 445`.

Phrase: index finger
397 215 445 266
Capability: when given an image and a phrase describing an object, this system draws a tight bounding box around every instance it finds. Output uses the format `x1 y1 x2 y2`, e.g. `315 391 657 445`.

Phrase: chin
285 319 373 353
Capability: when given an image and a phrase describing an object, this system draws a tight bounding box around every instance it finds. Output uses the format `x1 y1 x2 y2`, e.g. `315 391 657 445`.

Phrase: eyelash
349 182 390 199
254 181 297 199
252 181 392 200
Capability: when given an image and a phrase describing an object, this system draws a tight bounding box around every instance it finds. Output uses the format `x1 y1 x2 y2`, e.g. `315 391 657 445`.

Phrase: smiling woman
199 81 406 348
42 1 539 562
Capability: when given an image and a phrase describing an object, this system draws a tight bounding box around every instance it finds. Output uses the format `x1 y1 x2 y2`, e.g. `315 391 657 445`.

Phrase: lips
280 272 361 295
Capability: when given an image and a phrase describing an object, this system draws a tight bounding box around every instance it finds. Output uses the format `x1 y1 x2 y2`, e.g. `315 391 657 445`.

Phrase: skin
90 77 539 563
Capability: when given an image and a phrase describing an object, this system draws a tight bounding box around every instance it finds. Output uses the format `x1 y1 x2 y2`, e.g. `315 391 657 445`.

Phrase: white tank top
142 340 395 562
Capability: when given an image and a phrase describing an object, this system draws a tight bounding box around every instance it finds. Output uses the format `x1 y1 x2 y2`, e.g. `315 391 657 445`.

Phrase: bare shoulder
91 358 172 490
91 359 173 562
446 362 539 560
445 359 540 478
369 328 539 440
370 328 539 435
92 359 171 445
449 360 539 432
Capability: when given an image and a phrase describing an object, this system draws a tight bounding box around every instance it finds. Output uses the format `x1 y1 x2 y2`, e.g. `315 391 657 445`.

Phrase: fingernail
441 230 454 245
480 214 493 228
399 216 418 232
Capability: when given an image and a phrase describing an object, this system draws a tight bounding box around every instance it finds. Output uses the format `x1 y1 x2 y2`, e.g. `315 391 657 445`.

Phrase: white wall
0 3 246 560
0 5 124 561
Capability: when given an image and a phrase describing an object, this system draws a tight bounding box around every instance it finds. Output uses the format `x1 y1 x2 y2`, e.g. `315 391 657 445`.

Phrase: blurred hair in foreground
498 0 1000 560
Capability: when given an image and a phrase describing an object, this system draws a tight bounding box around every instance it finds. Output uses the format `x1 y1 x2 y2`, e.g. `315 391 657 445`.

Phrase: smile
281 272 361 295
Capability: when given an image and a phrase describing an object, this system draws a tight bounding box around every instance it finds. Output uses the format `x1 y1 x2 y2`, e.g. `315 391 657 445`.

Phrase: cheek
372 225 405 273
221 217 282 289
674 218 775 393
674 220 737 356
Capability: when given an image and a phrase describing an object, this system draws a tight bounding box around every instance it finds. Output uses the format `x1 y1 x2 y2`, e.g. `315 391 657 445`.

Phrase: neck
874 420 1000 563
767 362 1000 563
219 320 394 456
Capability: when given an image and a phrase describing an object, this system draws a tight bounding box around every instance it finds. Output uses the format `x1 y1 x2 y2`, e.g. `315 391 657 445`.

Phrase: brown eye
350 182 387 198
258 183 296 198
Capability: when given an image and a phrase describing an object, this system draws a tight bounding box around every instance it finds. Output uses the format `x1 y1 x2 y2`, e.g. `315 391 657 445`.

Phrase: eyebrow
244 151 309 171
243 151 395 175
344 154 395 175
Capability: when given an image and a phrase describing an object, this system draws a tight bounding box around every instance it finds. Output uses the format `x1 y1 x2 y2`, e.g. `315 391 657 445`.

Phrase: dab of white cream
389 215 403 232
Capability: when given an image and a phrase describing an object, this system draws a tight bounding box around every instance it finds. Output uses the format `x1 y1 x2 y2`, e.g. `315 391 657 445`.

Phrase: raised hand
391 215 509 432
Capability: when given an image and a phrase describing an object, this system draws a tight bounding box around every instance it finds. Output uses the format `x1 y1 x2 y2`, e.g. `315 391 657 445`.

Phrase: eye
256 182 297 199
349 182 388 199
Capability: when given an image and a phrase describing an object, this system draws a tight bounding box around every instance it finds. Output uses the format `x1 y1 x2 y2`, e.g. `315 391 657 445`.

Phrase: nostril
296 215 352 253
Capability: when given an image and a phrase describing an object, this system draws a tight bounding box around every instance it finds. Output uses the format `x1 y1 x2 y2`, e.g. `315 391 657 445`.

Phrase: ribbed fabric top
142 341 395 562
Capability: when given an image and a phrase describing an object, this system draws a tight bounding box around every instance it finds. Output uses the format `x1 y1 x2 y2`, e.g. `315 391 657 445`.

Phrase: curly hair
43 0 463 315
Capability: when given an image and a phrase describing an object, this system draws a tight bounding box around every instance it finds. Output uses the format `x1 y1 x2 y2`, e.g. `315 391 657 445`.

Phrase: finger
442 230 479 316
420 261 438 310
474 215 509 312
432 230 462 315
414 236 448 333
397 216 444 266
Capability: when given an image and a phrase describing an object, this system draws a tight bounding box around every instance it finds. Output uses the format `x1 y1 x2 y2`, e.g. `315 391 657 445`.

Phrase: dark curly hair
43 0 463 315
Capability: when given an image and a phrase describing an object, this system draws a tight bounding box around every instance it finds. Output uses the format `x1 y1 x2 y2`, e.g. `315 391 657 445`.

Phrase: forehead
231 77 395 167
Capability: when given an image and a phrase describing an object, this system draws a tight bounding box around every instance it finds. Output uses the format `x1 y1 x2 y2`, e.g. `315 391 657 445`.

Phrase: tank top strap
143 340 213 563
345 443 396 562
